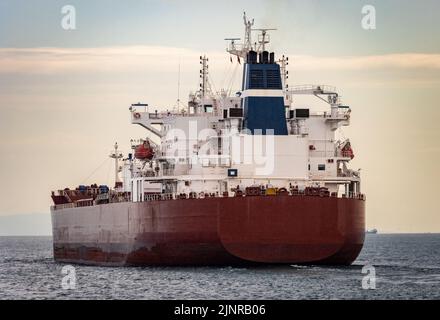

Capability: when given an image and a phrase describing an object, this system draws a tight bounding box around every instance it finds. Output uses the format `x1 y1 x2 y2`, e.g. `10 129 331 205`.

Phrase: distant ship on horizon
366 229 378 234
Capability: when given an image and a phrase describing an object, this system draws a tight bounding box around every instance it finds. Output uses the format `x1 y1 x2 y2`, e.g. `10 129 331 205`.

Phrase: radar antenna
252 28 277 52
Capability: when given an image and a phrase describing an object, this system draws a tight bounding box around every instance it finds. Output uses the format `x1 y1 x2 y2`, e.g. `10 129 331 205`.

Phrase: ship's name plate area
174 303 266 318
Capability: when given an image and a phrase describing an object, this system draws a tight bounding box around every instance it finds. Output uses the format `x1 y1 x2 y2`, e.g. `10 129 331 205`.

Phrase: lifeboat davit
134 141 154 160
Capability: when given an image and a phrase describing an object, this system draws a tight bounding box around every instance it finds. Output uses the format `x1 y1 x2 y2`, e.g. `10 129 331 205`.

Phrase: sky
0 0 439 234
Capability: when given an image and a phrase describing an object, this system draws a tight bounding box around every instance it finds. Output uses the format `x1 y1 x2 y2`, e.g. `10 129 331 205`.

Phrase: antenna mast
199 55 210 98
225 12 276 61
243 12 254 51
177 60 181 108
225 12 255 61
109 142 123 185
278 55 289 89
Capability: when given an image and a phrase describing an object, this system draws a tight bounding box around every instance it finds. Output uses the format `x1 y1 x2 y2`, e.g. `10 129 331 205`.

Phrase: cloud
1 46 440 75
0 46 217 74
292 53 440 71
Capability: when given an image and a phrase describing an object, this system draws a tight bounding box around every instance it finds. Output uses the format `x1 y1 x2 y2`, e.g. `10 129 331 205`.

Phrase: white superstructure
119 13 361 202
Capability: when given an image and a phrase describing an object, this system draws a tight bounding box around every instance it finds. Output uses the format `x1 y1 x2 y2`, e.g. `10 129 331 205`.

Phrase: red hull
51 196 365 266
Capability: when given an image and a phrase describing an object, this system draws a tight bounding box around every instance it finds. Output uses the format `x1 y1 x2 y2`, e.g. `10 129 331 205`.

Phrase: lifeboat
342 147 354 159
134 140 154 160
340 140 355 159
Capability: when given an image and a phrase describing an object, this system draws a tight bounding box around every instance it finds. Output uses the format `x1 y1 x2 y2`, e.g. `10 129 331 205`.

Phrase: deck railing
52 190 365 211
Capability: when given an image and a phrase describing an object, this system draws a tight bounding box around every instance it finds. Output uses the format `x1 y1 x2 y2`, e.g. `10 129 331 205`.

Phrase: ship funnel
257 51 269 64
247 50 258 64
262 51 269 64
269 52 275 64
241 51 288 135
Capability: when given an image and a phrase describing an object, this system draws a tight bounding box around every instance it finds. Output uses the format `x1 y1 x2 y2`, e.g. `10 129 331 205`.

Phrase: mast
177 60 181 108
225 12 254 61
109 142 123 185
199 55 209 98
243 12 254 52
226 12 276 61
278 55 289 89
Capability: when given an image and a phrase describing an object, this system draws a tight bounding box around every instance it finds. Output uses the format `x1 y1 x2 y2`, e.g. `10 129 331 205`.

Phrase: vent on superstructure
289 110 295 119
229 108 243 118
295 109 310 118
266 69 282 89
249 69 264 89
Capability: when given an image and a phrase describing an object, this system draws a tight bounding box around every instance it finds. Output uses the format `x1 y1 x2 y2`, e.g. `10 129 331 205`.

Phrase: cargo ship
50 14 365 266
